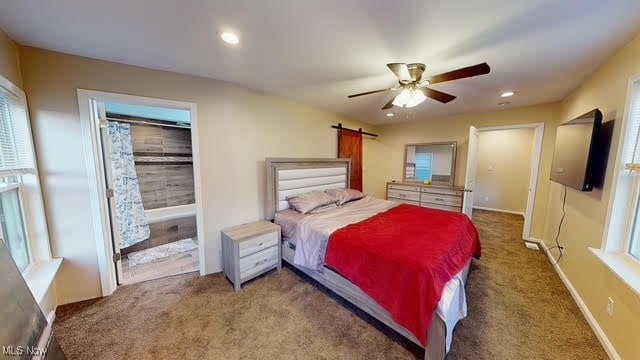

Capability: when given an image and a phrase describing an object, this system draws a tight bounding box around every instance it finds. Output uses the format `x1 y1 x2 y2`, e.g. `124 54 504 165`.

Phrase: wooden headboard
265 158 351 220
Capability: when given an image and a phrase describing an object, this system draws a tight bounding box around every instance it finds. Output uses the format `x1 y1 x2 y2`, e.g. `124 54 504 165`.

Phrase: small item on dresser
325 188 365 206
221 220 281 291
286 190 336 214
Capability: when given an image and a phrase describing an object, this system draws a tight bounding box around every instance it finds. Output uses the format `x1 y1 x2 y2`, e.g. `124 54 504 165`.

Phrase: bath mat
127 238 198 266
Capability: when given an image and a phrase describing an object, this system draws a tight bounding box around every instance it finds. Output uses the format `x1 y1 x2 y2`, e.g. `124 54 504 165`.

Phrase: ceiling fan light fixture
348 62 490 110
220 31 240 45
501 91 515 97
393 88 426 108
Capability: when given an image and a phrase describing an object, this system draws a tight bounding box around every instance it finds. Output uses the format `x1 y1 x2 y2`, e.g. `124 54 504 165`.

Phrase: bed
265 158 480 360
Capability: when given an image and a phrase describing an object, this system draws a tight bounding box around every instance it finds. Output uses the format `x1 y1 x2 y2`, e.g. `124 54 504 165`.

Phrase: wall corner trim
539 241 621 360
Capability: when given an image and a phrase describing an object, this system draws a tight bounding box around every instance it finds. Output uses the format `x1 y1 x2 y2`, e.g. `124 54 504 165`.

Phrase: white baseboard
539 241 620 360
524 237 543 244
473 206 525 218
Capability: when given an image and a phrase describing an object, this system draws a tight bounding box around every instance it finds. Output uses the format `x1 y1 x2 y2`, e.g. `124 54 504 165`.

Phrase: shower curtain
107 122 150 248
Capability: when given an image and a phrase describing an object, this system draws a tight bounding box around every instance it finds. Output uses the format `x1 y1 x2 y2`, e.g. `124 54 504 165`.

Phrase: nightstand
221 220 281 291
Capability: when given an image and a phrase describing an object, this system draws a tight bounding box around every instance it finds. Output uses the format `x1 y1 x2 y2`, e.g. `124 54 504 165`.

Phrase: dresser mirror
403 142 457 187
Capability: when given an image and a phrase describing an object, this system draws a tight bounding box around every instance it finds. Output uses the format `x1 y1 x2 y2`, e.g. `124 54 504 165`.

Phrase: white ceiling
1 0 639 125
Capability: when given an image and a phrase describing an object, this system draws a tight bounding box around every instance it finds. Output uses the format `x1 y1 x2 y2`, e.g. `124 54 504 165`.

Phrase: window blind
625 81 640 171
0 90 35 175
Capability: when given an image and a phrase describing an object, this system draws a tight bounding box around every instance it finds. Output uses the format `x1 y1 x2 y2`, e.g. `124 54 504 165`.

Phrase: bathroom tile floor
120 240 199 285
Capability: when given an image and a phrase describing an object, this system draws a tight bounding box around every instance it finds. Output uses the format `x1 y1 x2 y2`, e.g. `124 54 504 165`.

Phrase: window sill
589 248 640 298
23 258 63 306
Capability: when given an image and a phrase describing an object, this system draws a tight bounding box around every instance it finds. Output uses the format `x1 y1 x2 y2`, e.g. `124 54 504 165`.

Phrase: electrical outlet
484 196 489 202
606 297 614 316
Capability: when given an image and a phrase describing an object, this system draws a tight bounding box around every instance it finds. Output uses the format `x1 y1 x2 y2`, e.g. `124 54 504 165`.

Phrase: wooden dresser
386 182 464 212
221 220 281 291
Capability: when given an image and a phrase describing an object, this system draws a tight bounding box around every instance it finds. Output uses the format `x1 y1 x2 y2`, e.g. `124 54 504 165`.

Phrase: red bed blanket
325 204 481 346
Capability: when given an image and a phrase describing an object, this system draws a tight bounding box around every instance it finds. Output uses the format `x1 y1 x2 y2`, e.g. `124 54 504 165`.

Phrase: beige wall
474 128 535 214
18 46 377 304
542 32 640 359
0 28 21 87
369 103 559 239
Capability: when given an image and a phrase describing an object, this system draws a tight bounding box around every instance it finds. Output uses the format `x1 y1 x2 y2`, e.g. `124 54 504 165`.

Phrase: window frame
624 161 640 262
592 74 640 296
0 74 52 272
619 78 640 263
0 182 32 271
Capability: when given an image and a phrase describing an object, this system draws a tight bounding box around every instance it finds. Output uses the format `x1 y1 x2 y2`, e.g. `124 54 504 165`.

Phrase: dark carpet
54 210 607 359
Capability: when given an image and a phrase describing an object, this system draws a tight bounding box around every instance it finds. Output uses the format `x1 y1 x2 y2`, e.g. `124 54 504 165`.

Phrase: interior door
462 126 480 218
522 125 544 239
94 101 123 284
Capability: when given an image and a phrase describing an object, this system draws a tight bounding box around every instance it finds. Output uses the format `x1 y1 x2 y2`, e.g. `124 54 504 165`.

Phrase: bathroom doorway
102 102 198 284
78 90 204 294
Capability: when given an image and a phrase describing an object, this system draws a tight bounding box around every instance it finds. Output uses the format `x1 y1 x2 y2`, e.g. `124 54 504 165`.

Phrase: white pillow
325 188 365 206
286 190 336 214
308 202 338 214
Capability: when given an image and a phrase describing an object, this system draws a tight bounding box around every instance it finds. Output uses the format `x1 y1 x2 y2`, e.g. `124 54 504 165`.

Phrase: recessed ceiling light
386 113 394 117
220 31 239 45
501 91 515 97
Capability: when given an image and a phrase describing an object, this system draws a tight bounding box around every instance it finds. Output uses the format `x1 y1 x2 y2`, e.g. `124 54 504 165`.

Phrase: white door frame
469 123 544 241
462 126 479 218
77 89 205 296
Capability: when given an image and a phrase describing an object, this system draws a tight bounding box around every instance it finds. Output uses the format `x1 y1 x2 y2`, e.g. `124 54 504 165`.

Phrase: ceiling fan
348 62 491 110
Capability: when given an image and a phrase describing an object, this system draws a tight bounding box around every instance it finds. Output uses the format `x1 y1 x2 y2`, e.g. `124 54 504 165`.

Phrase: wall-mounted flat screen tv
550 109 603 191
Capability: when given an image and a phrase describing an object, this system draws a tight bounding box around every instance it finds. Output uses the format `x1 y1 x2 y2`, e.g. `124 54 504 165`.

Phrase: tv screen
550 109 602 191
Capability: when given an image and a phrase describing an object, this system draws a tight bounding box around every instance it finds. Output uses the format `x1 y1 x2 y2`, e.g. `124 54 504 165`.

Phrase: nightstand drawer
239 231 279 258
239 246 279 279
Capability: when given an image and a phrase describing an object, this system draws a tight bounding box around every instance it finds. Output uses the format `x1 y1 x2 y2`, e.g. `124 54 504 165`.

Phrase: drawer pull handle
434 198 445 201
399 193 406 197
254 259 269 267
258 242 264 246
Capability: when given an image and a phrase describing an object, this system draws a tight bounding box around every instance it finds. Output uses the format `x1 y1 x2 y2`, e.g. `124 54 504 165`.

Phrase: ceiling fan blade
347 88 392 98
387 63 411 83
423 88 456 103
348 85 403 98
427 62 490 85
381 97 395 110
